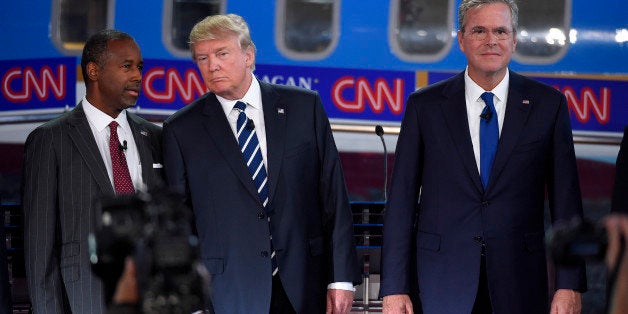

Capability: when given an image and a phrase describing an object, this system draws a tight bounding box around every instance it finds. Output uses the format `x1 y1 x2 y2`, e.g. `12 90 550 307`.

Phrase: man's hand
112 257 139 304
326 289 354 314
550 289 581 314
383 294 413 314
604 214 628 270
603 214 628 314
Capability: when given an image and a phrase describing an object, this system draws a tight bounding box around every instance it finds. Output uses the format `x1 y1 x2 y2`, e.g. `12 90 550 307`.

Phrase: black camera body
89 190 211 313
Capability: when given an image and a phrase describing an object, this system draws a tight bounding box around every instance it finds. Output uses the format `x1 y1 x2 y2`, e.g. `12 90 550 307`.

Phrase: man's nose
485 30 499 43
209 59 220 72
131 66 142 81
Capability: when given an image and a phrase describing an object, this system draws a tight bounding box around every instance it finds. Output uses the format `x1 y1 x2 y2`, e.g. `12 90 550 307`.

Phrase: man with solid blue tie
379 1 587 313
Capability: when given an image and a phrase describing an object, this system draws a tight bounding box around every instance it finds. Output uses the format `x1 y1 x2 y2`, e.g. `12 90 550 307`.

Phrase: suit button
473 236 483 243
482 201 489 207
258 212 266 219
261 251 269 257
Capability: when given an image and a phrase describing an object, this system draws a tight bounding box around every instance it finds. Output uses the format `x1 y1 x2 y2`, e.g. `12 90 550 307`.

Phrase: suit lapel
489 72 532 188
440 74 484 193
201 94 262 203
66 103 114 194
127 113 156 189
259 81 286 206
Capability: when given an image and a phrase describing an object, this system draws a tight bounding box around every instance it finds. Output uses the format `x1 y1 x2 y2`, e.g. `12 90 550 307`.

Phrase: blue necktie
234 101 278 276
480 92 498 189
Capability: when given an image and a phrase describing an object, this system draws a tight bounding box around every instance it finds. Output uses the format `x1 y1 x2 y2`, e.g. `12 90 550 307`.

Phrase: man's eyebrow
471 26 510 31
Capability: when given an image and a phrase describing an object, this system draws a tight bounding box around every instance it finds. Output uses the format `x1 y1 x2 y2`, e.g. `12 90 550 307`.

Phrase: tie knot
109 121 119 130
234 101 247 112
481 92 495 108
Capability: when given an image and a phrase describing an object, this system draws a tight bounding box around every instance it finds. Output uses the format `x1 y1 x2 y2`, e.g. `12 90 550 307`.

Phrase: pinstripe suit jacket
22 102 162 314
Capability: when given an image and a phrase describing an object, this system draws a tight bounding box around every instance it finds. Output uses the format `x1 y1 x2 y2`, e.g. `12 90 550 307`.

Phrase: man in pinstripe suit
21 30 162 314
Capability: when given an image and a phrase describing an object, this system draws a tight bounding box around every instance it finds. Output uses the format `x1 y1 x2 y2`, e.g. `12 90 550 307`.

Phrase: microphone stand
375 125 387 202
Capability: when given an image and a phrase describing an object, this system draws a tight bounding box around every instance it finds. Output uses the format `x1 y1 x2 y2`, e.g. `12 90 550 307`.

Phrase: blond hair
189 14 256 69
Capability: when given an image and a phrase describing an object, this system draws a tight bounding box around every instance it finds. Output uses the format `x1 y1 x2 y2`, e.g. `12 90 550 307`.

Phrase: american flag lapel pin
277 108 285 115
522 100 530 105
140 130 148 136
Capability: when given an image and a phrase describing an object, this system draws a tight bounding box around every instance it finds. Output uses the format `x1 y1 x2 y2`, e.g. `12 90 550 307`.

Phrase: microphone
119 140 127 151
480 109 492 122
375 125 384 137
246 119 255 130
375 125 388 202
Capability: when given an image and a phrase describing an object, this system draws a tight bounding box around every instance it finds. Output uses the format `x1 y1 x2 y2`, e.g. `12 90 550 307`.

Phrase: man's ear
86 61 99 81
244 47 255 69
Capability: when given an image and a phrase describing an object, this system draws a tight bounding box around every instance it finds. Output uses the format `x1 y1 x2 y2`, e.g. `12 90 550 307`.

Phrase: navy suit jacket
0 213 10 314
380 71 587 314
162 80 361 314
22 103 163 314
612 125 628 213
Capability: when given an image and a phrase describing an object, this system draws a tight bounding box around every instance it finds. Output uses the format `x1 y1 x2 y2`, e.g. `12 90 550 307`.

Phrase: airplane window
514 0 570 64
51 0 112 54
164 0 224 57
389 0 455 62
276 0 339 60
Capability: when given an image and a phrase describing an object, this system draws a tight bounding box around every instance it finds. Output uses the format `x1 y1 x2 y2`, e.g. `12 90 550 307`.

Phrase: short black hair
80 29 135 84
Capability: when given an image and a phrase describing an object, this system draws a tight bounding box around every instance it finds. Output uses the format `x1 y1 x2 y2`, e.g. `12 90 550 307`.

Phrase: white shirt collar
464 68 510 107
82 96 130 132
217 75 262 114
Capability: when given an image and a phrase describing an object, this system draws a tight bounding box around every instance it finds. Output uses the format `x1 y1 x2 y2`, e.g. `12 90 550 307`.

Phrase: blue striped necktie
234 101 278 276
480 92 498 189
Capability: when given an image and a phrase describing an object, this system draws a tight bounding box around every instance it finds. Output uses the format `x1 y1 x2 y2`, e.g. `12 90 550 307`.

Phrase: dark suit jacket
612 126 628 213
162 80 361 314
0 213 10 314
380 71 587 314
22 102 162 314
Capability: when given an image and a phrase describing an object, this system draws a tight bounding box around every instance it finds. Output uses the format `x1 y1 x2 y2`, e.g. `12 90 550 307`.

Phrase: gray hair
458 0 519 32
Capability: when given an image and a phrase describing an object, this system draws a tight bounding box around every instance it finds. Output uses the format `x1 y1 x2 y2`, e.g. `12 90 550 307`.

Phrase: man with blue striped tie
162 14 361 314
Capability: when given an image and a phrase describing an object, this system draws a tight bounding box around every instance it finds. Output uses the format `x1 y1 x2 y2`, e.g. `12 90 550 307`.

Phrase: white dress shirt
217 77 355 292
218 78 268 167
82 96 144 191
464 69 509 174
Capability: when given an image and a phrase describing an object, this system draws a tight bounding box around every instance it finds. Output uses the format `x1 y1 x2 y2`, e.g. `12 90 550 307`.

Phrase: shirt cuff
327 282 356 292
